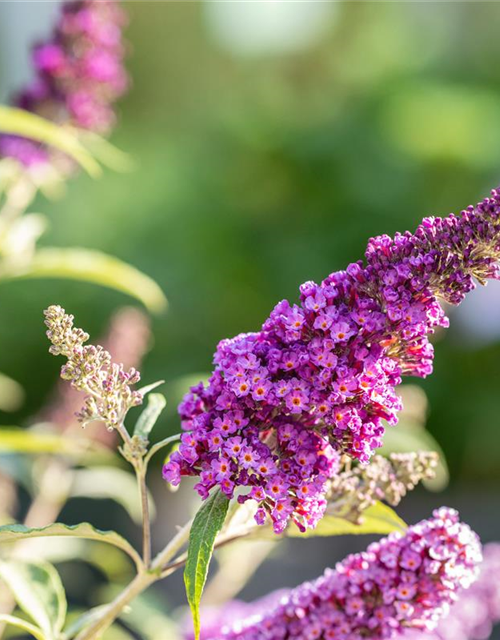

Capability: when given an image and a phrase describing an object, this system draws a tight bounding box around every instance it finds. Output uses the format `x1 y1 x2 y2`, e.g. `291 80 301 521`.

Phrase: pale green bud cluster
328 451 438 523
44 305 143 429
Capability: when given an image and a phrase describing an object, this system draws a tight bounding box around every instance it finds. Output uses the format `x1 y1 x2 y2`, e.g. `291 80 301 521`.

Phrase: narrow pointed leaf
288 502 407 538
0 560 66 640
184 490 230 640
0 522 142 571
138 380 165 396
63 605 108 639
0 428 86 455
134 393 166 439
0 247 167 314
0 106 100 176
0 614 46 640
76 130 135 172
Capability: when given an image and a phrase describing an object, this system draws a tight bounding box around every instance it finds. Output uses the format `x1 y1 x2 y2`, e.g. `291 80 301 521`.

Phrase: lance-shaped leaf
138 380 165 397
287 502 407 538
63 605 108 640
76 130 135 173
0 522 142 571
0 247 167 314
184 490 230 640
0 560 66 640
134 393 166 439
0 106 100 176
93 586 181 640
0 428 88 455
0 613 45 640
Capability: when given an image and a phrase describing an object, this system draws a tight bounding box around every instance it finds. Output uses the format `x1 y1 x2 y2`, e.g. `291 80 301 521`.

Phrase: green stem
74 571 156 640
116 421 152 568
150 518 192 573
144 433 180 466
73 522 193 640
136 465 151 568
71 513 260 638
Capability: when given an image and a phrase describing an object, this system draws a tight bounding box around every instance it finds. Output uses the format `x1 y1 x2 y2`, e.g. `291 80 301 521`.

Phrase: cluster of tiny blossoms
0 0 128 168
43 306 150 433
164 189 500 533
44 305 142 429
401 542 500 640
327 452 438 524
195 508 481 640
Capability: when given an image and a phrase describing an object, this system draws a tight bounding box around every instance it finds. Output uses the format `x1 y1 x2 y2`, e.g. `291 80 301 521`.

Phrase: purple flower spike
190 508 482 640
164 189 500 533
0 0 128 168
401 542 500 640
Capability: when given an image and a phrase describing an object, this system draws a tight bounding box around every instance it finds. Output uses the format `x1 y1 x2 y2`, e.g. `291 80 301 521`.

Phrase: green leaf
0 522 142 571
184 490 230 640
94 586 181 640
0 613 46 640
0 106 100 176
0 247 167 314
133 393 166 439
63 606 108 640
0 560 66 640
76 130 135 173
0 373 25 412
138 380 165 396
0 427 87 455
64 611 135 640
380 424 449 490
288 502 407 538
69 467 156 525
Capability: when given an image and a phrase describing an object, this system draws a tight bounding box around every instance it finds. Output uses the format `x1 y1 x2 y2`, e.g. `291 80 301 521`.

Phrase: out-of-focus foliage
0 106 101 176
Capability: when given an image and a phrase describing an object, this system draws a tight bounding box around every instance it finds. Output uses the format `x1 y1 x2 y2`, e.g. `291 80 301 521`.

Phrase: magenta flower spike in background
401 542 500 640
0 0 128 167
164 190 500 533
185 508 482 640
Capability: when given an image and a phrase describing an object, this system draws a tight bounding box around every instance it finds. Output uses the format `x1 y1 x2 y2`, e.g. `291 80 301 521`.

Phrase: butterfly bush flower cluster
401 542 500 640
43 306 150 434
192 508 481 640
44 305 142 429
0 0 128 168
164 189 500 533
327 452 438 524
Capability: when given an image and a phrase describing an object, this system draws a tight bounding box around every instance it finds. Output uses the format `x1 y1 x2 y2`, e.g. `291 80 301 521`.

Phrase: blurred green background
0 0 500 630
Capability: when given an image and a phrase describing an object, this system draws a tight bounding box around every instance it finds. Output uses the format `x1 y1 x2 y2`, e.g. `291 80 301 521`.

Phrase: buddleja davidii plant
0 306 181 640
3 184 500 639
0 306 433 640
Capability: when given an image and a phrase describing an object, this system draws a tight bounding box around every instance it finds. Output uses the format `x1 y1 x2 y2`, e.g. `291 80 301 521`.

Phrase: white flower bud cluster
328 451 438 523
44 305 143 429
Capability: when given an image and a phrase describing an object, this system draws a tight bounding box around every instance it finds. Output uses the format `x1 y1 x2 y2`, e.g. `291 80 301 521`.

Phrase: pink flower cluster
0 0 128 167
191 508 482 640
401 542 500 640
164 189 500 532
